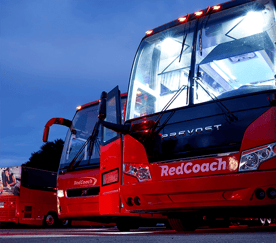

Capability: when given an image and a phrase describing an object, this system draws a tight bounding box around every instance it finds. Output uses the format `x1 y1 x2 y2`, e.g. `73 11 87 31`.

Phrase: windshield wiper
179 14 190 63
198 6 211 56
68 121 100 171
195 9 238 123
195 70 238 123
146 84 188 138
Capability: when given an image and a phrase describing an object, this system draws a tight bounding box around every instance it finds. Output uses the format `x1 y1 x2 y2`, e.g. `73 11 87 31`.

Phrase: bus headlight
239 142 276 171
57 190 65 198
123 163 151 182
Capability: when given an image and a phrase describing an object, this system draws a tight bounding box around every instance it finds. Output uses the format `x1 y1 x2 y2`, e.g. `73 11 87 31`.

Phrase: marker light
212 5 221 11
76 106 82 110
194 11 204 17
145 30 153 35
239 142 276 172
178 16 187 23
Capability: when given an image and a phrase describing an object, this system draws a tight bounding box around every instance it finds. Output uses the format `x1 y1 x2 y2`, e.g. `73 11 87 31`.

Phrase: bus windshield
59 97 127 171
59 103 100 170
126 0 276 120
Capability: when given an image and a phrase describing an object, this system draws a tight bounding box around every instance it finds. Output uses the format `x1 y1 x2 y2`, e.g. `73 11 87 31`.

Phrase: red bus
97 0 276 231
43 94 167 230
0 166 62 227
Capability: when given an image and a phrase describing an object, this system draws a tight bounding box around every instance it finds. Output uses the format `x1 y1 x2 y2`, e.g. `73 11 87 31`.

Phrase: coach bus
0 166 63 227
97 0 276 231
44 94 167 231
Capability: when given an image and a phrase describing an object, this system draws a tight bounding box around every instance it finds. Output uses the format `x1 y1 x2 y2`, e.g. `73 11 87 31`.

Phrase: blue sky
0 0 221 168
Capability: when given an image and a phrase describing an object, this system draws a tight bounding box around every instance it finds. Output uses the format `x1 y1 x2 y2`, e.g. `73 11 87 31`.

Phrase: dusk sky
0 0 221 168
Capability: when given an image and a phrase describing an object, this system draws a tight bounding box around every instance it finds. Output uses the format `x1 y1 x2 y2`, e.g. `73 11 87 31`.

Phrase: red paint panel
121 170 276 212
240 107 276 151
259 157 276 170
58 169 100 189
57 169 100 219
123 135 149 164
99 138 122 215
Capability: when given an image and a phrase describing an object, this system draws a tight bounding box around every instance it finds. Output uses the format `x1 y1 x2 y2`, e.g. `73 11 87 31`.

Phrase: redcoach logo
74 177 97 186
160 158 227 177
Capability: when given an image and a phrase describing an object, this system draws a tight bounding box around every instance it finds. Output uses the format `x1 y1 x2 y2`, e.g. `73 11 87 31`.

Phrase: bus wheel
44 213 58 227
61 219 71 227
168 217 198 232
116 220 131 231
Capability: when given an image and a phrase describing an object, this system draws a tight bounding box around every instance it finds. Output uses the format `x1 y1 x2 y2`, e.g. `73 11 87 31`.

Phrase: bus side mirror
98 91 107 120
42 117 72 142
43 126 50 142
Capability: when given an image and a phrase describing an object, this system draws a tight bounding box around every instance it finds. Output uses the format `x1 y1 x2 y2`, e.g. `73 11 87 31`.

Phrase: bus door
99 86 122 215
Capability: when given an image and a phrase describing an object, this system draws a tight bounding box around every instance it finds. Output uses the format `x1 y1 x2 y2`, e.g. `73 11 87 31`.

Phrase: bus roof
144 0 254 38
76 92 127 111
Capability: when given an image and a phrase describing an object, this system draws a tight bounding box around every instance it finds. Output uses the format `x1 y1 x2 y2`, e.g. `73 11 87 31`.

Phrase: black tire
60 219 71 227
116 221 131 232
116 218 140 231
168 218 198 232
44 212 58 228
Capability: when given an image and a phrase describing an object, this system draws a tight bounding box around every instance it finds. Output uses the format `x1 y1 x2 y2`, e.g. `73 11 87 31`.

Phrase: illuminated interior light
76 106 82 110
244 11 264 34
212 5 221 11
137 90 142 95
145 30 153 35
178 16 187 22
161 38 181 55
194 11 203 17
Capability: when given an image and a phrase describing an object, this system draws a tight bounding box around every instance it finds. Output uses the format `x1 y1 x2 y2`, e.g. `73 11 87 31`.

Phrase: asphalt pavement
0 225 275 243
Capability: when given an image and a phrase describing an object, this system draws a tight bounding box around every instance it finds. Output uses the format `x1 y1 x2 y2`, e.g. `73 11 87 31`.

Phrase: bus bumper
120 170 276 217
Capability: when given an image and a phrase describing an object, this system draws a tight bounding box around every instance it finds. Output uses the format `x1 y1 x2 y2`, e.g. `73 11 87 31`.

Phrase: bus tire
44 212 58 227
61 219 71 227
116 220 131 232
